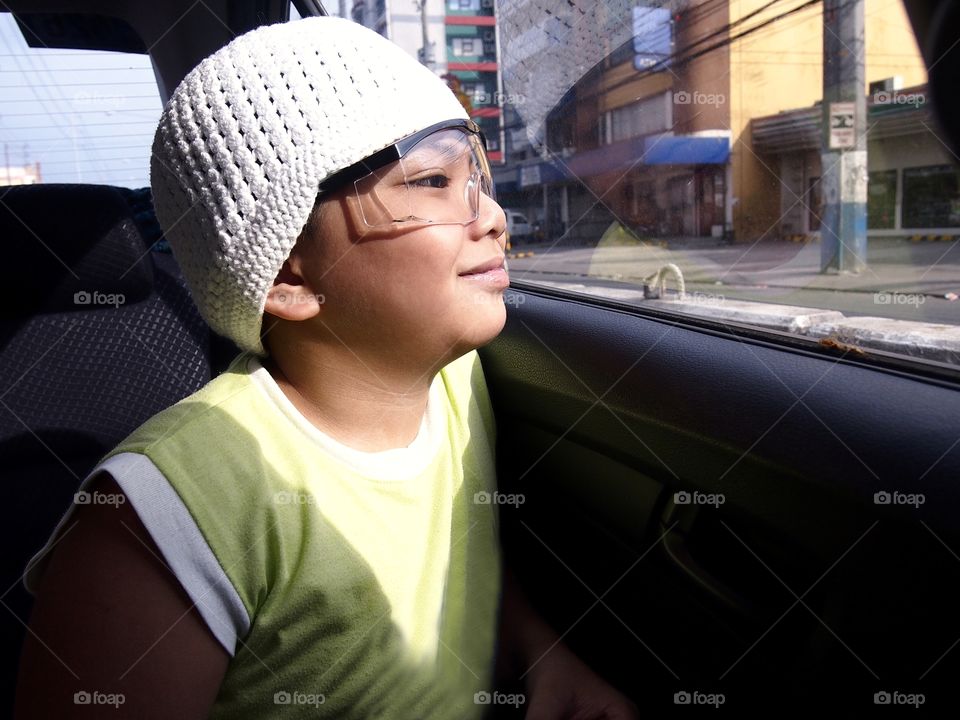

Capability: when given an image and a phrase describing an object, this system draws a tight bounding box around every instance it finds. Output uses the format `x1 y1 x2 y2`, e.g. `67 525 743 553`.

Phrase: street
507 237 960 325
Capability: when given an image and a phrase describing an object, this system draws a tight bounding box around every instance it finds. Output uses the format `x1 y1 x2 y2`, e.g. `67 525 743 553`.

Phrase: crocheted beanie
150 16 468 355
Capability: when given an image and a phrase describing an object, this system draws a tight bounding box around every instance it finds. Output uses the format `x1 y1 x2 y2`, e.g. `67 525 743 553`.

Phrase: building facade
352 0 503 162
493 0 932 245
444 0 502 161
753 84 957 241
0 162 41 186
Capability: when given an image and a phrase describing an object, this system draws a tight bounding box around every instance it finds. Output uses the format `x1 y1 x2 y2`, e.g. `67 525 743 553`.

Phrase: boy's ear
263 255 324 321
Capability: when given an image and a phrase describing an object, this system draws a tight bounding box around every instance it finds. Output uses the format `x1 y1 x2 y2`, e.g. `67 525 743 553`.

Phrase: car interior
2 0 960 715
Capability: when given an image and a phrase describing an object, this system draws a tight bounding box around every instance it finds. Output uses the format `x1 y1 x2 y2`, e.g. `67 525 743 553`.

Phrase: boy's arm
498 568 639 720
15 473 229 719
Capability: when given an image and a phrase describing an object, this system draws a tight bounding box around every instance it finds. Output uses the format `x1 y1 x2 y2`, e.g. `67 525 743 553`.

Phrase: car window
0 2 309 189
489 0 959 373
4 1 956 374
0 12 161 188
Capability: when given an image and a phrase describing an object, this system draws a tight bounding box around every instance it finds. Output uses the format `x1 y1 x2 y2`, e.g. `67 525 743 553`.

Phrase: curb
909 234 957 242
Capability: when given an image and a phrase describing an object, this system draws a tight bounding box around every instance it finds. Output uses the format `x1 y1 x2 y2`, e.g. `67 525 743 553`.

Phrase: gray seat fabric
0 183 220 716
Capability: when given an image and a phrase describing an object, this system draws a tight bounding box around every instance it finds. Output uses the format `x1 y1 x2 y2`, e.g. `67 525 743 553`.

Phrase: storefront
752 86 959 240
495 132 731 244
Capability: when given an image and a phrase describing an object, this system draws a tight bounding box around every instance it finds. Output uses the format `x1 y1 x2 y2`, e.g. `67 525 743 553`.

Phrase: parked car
503 209 532 241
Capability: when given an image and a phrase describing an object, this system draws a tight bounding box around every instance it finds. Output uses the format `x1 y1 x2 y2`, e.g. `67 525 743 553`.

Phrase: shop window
902 164 960 228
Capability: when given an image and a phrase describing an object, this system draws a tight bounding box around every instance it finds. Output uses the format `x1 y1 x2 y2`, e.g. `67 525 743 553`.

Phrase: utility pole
415 1 433 68
820 0 867 273
339 0 346 19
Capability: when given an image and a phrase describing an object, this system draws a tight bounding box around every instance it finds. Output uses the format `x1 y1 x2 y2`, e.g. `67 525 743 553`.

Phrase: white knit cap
150 16 468 355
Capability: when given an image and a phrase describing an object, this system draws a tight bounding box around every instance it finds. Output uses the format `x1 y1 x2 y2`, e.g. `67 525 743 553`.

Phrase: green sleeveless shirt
27 350 502 718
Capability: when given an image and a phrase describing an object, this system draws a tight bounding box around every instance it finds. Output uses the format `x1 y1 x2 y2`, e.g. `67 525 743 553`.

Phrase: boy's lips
459 256 508 287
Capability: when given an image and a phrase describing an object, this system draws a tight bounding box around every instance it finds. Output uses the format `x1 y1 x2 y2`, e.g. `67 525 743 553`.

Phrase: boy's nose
470 191 507 246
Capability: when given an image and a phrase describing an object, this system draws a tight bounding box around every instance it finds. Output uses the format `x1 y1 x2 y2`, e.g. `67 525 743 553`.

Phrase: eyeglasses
316 119 495 228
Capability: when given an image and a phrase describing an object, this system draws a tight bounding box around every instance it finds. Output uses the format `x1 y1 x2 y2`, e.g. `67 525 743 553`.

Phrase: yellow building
729 0 927 240
495 0 933 244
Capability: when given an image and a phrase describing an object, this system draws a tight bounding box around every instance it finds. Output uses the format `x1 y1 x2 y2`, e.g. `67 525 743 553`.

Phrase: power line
0 66 152 72
0 121 155 130
38 158 143 166
0 11 159 182
0 80 157 88
0 19 105 181
673 0 789 59
4 95 159 101
40 166 147 175
0 51 147 57
582 0 825 104
674 0 733 31
29 145 151 156
21 135 154 146
722 48 918 56
0 12 158 185
0 108 161 117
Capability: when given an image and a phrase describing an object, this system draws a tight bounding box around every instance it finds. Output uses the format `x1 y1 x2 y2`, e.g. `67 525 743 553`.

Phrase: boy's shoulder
103 352 262 456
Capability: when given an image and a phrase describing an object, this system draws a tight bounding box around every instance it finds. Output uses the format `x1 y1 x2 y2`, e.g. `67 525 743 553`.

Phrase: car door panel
481 283 960 710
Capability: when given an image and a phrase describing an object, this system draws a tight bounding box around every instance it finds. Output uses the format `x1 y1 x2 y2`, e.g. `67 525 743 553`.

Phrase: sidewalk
509 236 960 298
712 238 960 296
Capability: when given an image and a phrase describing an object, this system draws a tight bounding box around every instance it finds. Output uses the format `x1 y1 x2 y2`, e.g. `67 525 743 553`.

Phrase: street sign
633 6 672 71
520 164 541 188
829 102 856 149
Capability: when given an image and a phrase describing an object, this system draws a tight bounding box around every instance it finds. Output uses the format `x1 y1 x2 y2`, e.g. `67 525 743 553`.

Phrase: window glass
493 0 959 370
607 94 670 144
867 169 897 229
902 165 960 229
447 0 494 14
0 5 314 190
0 13 161 188
452 37 480 57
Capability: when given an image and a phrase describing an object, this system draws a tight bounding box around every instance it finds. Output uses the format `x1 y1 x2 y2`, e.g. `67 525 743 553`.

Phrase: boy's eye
409 174 449 189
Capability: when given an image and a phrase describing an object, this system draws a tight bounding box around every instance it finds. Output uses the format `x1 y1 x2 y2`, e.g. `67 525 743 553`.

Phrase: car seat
0 183 237 716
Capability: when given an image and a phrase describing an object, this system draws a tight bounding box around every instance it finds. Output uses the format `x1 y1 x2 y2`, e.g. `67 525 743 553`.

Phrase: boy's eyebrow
401 137 474 170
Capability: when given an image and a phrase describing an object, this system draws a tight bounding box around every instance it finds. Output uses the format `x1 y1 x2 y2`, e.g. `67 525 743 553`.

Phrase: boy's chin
452 298 508 352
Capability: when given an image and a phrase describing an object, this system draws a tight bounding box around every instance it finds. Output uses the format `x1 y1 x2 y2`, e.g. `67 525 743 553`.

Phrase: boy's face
281 161 509 371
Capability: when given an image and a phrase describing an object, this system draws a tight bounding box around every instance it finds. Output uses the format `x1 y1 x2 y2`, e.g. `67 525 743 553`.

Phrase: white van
504 209 532 241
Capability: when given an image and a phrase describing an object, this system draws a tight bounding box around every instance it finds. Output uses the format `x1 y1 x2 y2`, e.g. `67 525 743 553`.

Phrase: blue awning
497 135 730 188
643 135 730 165
563 134 729 178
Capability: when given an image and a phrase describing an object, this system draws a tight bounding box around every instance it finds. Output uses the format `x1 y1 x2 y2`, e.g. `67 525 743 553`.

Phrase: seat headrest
0 184 154 317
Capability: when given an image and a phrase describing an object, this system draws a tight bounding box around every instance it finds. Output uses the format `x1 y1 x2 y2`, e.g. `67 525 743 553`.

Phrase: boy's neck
260 350 435 453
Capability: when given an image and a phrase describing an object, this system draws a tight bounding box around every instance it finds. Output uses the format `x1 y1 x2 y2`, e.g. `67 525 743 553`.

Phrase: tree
441 73 474 116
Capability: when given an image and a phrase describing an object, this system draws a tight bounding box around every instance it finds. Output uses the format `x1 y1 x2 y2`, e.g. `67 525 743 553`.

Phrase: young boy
15 16 637 720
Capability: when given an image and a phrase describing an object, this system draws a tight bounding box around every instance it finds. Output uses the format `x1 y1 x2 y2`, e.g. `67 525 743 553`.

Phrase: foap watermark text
474 690 525 708
474 490 525 508
674 490 725 509
274 690 325 707
74 290 125 307
74 490 125 508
